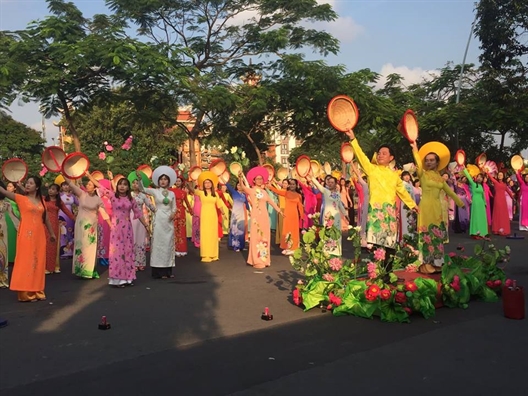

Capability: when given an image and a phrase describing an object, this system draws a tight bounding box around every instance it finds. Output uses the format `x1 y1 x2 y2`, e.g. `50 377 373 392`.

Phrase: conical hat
327 95 359 132
418 141 450 171
229 162 243 176
455 150 466 166
61 152 90 180
127 170 150 186
247 166 269 186
276 167 289 181
511 155 523 171
295 155 311 178
340 143 354 163
219 169 230 184
263 164 275 180
323 162 332 175
152 165 177 187
476 153 487 168
137 164 153 179
54 174 65 185
189 166 202 181
209 159 226 176
397 109 419 143
2 158 28 183
41 146 66 172
310 160 321 177
197 170 218 188
91 171 105 181
466 164 480 178
113 174 125 185
403 163 417 173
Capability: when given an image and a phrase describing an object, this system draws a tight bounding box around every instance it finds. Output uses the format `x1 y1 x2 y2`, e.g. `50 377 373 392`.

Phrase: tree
68 100 188 176
0 113 46 176
474 0 528 154
106 0 340 166
1 0 178 152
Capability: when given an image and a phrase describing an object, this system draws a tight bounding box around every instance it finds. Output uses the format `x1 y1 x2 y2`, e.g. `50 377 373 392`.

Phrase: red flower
493 279 502 287
505 279 513 287
293 289 302 306
329 292 342 307
365 285 381 302
395 291 407 304
451 282 461 292
380 289 392 301
404 281 417 292
327 304 333 311
404 307 412 315
485 280 494 288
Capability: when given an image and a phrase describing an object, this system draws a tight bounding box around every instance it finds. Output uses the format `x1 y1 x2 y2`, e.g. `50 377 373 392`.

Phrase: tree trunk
58 91 81 152
245 132 263 165
499 131 506 153
188 134 199 167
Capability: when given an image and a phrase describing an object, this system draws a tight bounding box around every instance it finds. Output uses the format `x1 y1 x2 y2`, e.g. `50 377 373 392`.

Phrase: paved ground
0 227 527 396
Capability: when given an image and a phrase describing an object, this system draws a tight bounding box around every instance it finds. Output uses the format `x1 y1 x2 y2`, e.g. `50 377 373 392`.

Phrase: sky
0 0 487 147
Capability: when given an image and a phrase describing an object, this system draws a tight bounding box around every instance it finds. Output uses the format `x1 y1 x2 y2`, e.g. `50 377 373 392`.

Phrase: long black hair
45 183 63 209
115 178 133 200
26 176 47 224
0 180 5 201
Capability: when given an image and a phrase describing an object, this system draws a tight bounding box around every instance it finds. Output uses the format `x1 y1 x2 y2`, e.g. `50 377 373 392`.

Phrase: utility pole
455 8 479 150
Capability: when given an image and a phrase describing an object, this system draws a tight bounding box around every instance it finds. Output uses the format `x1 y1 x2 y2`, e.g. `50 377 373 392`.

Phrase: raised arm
346 129 373 176
267 184 286 197
411 142 424 178
63 176 84 197
463 169 476 189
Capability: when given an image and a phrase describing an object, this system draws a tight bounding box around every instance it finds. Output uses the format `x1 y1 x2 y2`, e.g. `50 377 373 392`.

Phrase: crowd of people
0 136 527 301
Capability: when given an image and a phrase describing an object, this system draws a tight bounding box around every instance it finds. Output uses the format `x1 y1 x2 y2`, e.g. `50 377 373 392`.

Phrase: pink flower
39 166 48 177
493 279 502 286
405 264 418 273
404 307 412 315
105 144 114 152
451 282 460 292
373 248 386 261
367 262 377 279
428 245 435 253
448 252 457 258
121 136 133 150
423 235 432 244
322 273 335 282
505 279 513 287
325 219 334 228
329 257 343 271
453 275 460 283
486 280 494 288
98 152 106 160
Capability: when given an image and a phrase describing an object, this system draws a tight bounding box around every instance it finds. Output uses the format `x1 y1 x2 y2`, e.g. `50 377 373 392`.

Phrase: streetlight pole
455 8 479 150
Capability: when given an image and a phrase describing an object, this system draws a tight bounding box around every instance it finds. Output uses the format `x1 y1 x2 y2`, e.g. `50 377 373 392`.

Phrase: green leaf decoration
301 279 330 311
302 230 316 244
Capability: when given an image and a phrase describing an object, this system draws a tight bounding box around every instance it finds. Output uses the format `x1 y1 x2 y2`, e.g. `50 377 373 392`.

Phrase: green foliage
67 100 188 175
0 114 45 176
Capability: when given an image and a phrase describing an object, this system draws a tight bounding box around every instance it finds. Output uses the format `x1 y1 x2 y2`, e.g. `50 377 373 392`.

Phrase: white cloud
376 63 439 89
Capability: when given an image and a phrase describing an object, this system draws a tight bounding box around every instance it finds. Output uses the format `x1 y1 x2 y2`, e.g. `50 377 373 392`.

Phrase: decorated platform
290 214 510 323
